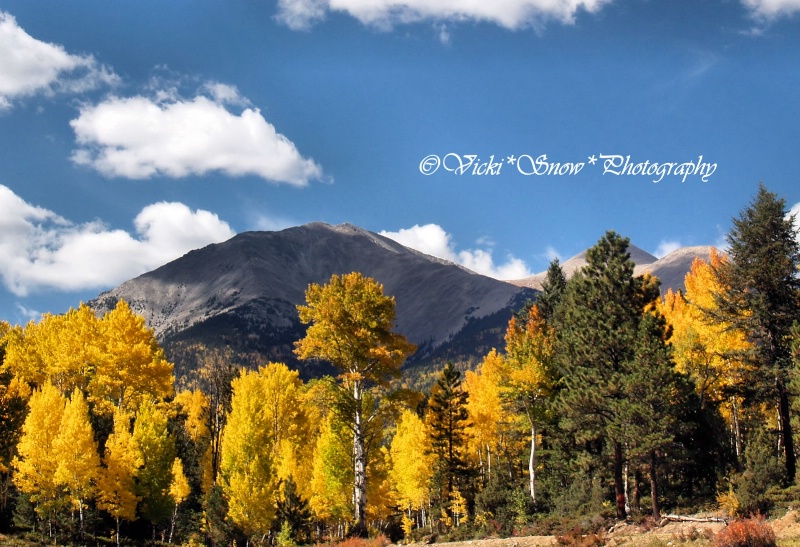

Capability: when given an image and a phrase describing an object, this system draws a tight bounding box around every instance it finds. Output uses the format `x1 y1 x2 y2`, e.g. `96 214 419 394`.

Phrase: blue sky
1 0 799 324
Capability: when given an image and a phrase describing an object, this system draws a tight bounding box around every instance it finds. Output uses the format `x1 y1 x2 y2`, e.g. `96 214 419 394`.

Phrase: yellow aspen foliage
389 409 434 512
220 367 279 538
53 388 101 527
175 389 210 444
366 445 394 521
3 305 99 394
658 250 751 426
309 414 352 523
502 304 555 503
169 458 191 543
170 458 191 507
132 399 177 525
13 383 66 520
174 389 214 493
401 512 414 540
92 300 174 415
464 350 511 477
97 408 142 525
259 363 312 492
295 272 416 535
450 488 468 527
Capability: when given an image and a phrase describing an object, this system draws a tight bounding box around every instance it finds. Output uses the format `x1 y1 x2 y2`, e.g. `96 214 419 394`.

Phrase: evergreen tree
536 258 567 323
553 231 660 519
427 363 471 504
275 476 312 544
715 183 800 482
623 312 692 518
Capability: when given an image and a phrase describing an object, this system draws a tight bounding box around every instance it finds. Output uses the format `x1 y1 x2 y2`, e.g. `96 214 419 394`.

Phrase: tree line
1 183 800 545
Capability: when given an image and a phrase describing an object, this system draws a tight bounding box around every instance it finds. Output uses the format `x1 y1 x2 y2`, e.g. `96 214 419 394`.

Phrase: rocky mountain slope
91 223 536 378
91 222 716 381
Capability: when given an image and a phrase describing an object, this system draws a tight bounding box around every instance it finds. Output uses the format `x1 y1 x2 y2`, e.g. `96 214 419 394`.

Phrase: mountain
511 245 714 293
90 223 536 380
637 246 715 293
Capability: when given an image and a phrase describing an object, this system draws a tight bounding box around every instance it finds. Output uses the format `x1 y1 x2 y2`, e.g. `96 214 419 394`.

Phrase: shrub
713 517 776 547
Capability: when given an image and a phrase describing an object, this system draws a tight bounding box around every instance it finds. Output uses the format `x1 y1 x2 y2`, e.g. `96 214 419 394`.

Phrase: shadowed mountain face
90 223 536 380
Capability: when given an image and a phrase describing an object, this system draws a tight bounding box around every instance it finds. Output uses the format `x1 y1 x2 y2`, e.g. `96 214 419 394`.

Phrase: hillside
90 222 535 379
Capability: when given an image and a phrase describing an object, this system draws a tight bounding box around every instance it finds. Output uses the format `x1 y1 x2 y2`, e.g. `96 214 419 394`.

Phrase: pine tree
276 476 312 544
427 363 471 504
715 183 800 482
553 231 660 519
536 259 567 323
622 312 692 518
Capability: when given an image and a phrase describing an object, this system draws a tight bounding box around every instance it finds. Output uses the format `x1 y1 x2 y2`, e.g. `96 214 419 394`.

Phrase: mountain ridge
90 223 716 380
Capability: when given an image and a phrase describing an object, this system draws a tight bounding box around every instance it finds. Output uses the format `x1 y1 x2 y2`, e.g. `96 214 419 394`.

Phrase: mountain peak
91 222 534 379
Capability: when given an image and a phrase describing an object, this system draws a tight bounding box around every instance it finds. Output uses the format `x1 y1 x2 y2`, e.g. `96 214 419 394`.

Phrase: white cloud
0 12 117 110
654 239 682 258
276 0 330 30
70 90 324 186
788 202 800 244
250 213 298 232
742 0 800 18
0 185 235 296
380 223 532 280
543 245 563 262
276 0 611 31
15 303 41 323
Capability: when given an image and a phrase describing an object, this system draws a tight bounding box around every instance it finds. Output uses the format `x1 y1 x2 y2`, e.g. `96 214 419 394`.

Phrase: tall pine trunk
613 441 626 519
352 381 368 536
649 451 660 519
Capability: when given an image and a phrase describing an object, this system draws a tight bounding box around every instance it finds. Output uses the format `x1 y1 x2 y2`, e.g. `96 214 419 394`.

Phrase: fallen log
659 514 730 526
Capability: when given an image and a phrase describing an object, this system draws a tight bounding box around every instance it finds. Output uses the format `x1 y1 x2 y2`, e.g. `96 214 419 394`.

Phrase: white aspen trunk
623 460 630 516
487 443 492 480
353 381 368 535
529 425 536 504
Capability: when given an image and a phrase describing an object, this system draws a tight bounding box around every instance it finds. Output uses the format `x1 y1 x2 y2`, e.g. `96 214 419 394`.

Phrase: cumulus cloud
380 223 532 280
276 0 611 31
70 88 324 186
654 239 682 258
0 185 235 296
742 0 800 18
0 12 117 110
